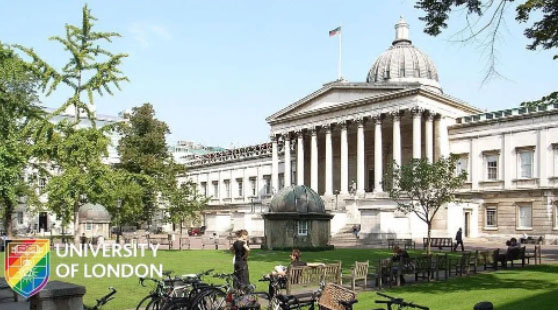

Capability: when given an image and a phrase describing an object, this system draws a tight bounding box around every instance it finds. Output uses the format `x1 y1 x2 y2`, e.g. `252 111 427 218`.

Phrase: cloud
129 23 172 48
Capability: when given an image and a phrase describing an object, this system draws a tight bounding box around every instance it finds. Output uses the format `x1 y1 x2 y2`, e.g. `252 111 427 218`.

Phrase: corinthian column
392 111 401 166
373 115 383 193
296 130 304 185
271 135 278 193
425 113 434 163
283 134 291 187
340 121 349 195
412 107 423 159
356 118 365 195
436 115 450 158
310 127 318 192
324 124 333 196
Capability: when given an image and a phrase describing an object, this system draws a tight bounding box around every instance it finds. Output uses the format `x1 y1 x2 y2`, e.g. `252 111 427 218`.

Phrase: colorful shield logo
4 239 50 298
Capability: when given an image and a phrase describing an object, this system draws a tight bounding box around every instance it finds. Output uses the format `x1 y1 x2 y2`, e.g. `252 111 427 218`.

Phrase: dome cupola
367 17 442 93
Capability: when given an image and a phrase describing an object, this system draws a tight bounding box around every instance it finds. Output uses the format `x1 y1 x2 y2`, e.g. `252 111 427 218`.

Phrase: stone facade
185 18 558 244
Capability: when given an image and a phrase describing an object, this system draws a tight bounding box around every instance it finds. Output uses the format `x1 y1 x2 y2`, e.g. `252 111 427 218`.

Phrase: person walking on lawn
454 228 464 252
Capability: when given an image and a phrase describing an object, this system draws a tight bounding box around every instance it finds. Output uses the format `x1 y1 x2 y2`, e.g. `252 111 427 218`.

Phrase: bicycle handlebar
375 293 429 310
96 287 117 306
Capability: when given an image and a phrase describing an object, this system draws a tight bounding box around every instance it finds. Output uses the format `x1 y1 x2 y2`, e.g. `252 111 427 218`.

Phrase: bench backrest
286 262 342 294
423 238 452 247
318 283 356 310
352 261 369 280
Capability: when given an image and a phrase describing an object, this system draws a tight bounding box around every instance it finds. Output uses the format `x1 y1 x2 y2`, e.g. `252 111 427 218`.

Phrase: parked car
188 226 206 236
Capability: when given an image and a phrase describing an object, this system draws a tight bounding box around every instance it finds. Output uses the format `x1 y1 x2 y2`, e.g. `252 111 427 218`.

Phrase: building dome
269 185 325 214
366 17 442 93
78 203 111 223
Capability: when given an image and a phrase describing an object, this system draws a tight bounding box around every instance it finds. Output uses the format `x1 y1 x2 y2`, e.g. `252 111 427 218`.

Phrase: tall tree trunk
426 222 432 255
74 202 81 245
2 194 14 238
179 218 183 251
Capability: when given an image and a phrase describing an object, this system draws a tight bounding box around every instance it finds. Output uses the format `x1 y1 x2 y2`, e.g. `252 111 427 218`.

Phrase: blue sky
1 1 556 147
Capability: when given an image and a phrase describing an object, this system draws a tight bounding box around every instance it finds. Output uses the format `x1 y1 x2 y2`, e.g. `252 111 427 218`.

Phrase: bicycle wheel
160 299 190 310
136 294 156 310
191 287 227 310
146 297 166 310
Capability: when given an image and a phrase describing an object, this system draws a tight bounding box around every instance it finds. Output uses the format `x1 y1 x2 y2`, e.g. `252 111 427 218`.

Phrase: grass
2 248 557 310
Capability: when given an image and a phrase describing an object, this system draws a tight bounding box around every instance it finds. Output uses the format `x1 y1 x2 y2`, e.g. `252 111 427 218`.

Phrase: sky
1 1 556 148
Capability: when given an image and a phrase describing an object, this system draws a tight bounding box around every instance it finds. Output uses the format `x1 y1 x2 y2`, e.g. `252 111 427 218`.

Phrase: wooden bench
387 239 416 250
500 246 526 268
318 283 357 310
347 261 368 290
423 238 454 251
285 262 342 295
525 245 542 265
478 249 499 270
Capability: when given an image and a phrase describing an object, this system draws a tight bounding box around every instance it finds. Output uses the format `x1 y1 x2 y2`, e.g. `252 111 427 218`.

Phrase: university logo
4 239 50 298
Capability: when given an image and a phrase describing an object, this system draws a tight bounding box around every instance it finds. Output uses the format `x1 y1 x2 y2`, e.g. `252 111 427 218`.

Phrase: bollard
473 302 493 310
29 281 86 310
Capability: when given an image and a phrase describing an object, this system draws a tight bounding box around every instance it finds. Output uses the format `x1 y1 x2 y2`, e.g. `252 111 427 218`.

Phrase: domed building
263 185 333 250
78 203 111 240
185 17 558 245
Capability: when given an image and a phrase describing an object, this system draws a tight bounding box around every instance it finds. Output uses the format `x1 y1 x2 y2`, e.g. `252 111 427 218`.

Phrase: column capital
390 110 403 121
424 111 435 121
337 119 349 129
354 117 365 127
411 107 424 116
269 134 278 142
281 132 292 141
309 126 318 135
295 129 305 137
372 114 383 124
323 123 333 134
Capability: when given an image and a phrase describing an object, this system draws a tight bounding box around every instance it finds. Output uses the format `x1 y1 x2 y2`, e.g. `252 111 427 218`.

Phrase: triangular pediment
266 82 406 122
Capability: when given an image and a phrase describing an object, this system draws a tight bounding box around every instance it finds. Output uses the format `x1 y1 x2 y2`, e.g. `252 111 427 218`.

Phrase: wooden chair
349 261 369 290
322 262 342 285
318 283 357 310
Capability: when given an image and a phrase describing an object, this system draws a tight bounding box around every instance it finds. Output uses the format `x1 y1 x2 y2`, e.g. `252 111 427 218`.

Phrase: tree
0 43 43 237
168 181 209 249
15 4 128 243
415 0 558 81
117 103 184 229
16 4 128 124
385 156 467 254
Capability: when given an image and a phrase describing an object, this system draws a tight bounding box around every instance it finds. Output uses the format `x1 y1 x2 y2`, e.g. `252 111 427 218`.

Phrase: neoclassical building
186 18 558 243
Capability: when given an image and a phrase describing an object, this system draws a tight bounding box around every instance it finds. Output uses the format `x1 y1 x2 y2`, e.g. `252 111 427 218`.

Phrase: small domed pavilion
263 185 333 250
78 203 111 239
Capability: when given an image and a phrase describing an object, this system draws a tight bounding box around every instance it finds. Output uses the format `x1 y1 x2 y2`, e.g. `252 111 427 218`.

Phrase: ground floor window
517 204 532 229
297 220 308 236
486 206 497 227
17 212 24 225
85 223 93 231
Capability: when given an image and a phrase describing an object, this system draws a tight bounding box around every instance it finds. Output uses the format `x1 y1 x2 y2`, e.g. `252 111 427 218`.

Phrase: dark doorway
368 169 374 192
39 212 48 232
464 211 471 237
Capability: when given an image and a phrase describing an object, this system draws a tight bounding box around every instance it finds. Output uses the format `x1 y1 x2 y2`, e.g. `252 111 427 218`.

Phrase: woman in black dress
231 229 250 289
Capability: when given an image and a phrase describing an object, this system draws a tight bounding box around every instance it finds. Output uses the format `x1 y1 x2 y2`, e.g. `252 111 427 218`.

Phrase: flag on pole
329 26 341 37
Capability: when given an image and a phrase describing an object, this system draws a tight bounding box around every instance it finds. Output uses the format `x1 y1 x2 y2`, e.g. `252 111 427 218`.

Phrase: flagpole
338 26 342 80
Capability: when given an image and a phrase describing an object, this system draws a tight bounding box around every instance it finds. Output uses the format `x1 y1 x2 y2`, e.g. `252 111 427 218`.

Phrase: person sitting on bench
391 246 410 284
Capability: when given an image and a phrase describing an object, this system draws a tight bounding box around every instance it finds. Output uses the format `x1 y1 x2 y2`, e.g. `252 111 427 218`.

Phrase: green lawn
3 248 558 310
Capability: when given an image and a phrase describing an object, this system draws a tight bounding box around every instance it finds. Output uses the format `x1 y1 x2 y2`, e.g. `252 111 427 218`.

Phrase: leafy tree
15 4 128 243
117 103 184 229
415 0 558 82
15 4 128 124
168 181 209 249
385 156 467 254
520 91 558 108
0 43 43 237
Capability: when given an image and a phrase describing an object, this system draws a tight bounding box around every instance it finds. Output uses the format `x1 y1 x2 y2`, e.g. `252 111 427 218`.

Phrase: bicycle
84 287 117 310
258 275 322 310
373 293 429 310
136 269 214 310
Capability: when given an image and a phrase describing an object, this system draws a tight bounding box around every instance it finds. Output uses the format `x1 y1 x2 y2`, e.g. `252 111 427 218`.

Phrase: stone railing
188 142 272 167
455 103 558 125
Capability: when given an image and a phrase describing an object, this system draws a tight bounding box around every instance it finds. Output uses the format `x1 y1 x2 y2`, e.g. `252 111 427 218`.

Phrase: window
552 143 558 176
201 182 207 196
456 154 469 177
263 175 271 195
249 177 257 197
224 179 231 198
517 148 534 178
85 223 92 231
486 154 499 180
17 212 24 225
486 206 497 227
278 173 284 190
38 177 47 191
212 181 219 198
297 220 308 236
236 178 243 197
517 204 532 228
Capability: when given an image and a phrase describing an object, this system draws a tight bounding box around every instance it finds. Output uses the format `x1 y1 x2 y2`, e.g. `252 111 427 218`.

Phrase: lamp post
116 198 122 244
